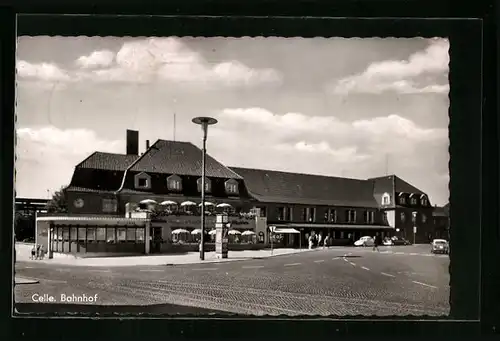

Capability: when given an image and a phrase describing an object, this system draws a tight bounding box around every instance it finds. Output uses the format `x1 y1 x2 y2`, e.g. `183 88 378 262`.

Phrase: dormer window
134 172 151 190
196 177 212 193
420 195 429 206
410 194 418 205
167 174 182 192
225 179 239 195
381 193 391 205
398 193 407 205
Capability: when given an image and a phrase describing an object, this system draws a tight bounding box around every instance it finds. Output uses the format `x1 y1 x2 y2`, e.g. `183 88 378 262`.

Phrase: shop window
86 228 96 242
102 198 118 213
78 227 86 241
167 174 183 192
196 177 212 193
96 228 106 242
62 227 70 242
225 179 239 195
134 172 151 190
70 227 77 241
106 228 116 243
382 193 391 205
117 228 127 242
136 228 145 241
126 228 136 241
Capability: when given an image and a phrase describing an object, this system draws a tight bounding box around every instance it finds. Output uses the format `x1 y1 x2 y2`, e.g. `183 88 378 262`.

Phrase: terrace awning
273 228 300 234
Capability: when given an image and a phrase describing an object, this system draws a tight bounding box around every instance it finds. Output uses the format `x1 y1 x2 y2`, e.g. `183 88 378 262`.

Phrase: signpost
412 211 417 245
215 214 229 259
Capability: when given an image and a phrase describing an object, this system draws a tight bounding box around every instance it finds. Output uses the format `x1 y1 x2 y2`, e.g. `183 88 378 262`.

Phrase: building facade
38 129 443 255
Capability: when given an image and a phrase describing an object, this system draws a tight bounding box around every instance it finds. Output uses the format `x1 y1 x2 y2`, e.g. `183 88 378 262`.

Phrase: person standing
372 235 380 252
36 244 41 260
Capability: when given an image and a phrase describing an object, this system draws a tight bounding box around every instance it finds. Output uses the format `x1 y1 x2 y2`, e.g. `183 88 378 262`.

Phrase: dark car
391 236 411 246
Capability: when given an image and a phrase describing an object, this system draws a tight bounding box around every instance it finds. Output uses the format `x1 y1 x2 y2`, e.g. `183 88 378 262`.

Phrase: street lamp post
192 116 218 261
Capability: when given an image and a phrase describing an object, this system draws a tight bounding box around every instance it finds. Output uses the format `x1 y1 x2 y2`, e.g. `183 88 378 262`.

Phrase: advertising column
215 214 229 259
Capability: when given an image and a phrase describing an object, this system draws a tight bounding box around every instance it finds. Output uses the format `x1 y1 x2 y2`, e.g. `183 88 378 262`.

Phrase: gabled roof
129 140 242 179
77 152 139 171
229 167 378 208
369 175 427 195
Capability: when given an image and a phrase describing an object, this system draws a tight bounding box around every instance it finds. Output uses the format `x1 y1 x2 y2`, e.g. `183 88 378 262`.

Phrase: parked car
354 236 375 247
390 236 411 245
382 238 393 246
431 239 449 254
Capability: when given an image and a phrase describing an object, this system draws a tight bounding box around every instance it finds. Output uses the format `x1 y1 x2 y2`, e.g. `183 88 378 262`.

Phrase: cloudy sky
15 36 450 205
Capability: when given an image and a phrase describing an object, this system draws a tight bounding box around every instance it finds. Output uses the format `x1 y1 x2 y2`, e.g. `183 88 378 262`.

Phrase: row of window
401 212 427 223
381 193 429 206
274 207 377 224
52 226 145 243
134 173 239 195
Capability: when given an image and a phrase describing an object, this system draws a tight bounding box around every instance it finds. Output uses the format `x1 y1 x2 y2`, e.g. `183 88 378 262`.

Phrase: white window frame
382 193 391 205
347 209 356 223
225 179 239 195
167 175 182 192
410 197 417 205
329 209 337 222
364 210 370 223
369 211 375 224
400 196 407 205
196 177 212 193
134 172 151 190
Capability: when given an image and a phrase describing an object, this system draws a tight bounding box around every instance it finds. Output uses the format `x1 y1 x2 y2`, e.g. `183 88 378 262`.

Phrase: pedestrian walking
308 234 314 250
372 235 380 252
323 235 329 249
30 246 36 260
35 244 41 260
317 233 322 249
39 245 45 260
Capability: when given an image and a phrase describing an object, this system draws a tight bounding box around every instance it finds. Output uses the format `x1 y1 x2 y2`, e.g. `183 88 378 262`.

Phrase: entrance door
150 227 162 253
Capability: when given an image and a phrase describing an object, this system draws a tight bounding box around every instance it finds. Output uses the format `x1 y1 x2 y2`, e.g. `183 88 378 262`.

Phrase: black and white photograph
14 36 450 317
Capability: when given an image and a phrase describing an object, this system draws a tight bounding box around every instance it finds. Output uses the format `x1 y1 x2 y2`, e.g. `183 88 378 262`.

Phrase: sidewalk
17 247 322 267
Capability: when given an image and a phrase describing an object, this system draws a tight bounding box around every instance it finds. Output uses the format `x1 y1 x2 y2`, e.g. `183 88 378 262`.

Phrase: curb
15 276 39 285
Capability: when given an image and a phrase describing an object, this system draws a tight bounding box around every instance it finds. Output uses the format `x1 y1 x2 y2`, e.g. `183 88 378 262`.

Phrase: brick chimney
126 129 139 155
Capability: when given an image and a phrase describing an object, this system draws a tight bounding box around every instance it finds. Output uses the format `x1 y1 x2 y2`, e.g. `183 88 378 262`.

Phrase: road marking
34 278 68 284
361 266 370 271
349 262 356 266
409 253 418 256
313 260 324 263
284 263 301 267
89 269 111 273
24 266 34 269
140 269 164 272
242 265 264 269
381 272 395 278
394 252 404 255
412 280 438 289
56 269 70 272
191 268 219 271
332 257 340 260
421 254 433 257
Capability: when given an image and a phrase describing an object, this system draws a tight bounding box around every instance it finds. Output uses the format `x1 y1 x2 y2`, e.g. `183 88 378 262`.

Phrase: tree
46 186 69 213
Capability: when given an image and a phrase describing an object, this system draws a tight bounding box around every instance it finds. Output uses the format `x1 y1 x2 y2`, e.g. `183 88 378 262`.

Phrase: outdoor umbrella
140 199 157 205
160 200 177 205
191 229 202 235
180 201 197 207
228 230 242 235
216 203 232 208
242 230 255 236
172 228 189 234
199 201 215 207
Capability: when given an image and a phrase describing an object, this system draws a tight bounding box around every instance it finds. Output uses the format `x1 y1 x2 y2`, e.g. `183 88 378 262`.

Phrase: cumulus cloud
16 60 71 82
75 50 115 69
330 38 449 95
15 126 124 197
17 37 282 87
210 107 448 196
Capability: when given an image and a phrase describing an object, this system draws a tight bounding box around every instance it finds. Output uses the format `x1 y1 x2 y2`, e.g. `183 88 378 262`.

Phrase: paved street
14 246 450 316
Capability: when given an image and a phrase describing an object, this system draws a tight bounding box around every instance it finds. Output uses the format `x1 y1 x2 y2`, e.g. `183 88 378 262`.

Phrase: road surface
14 245 450 316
